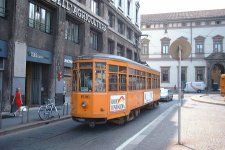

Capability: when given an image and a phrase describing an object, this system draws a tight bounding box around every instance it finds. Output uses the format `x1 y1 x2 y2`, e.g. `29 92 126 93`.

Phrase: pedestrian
11 88 23 116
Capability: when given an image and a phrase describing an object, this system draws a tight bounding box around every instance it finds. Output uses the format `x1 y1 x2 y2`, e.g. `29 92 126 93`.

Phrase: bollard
63 104 65 116
21 106 27 124
66 103 69 115
27 107 29 123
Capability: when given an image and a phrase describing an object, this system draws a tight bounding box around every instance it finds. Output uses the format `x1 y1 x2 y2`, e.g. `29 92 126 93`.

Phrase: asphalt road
0 99 178 150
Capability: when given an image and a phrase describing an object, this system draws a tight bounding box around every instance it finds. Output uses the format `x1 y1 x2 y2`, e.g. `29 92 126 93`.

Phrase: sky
140 0 225 14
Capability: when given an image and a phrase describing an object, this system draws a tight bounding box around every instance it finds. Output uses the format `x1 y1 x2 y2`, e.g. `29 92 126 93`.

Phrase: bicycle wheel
38 106 50 120
52 106 60 119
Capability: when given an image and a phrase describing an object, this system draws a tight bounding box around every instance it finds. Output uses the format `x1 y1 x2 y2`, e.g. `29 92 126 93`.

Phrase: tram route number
81 95 89 99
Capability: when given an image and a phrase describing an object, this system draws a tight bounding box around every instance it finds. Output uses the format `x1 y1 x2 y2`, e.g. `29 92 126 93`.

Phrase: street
1 94 225 150
0 97 176 150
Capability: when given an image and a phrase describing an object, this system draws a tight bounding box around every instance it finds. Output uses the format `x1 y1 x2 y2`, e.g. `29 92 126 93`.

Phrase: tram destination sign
50 0 107 31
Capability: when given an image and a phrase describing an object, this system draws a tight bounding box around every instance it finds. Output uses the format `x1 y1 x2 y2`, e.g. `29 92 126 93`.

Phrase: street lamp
170 38 192 144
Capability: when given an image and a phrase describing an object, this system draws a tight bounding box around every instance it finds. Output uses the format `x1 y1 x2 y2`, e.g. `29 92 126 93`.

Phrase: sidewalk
191 93 225 106
0 103 71 136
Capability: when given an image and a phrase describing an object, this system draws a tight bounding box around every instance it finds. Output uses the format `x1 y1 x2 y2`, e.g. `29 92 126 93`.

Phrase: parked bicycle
38 98 60 120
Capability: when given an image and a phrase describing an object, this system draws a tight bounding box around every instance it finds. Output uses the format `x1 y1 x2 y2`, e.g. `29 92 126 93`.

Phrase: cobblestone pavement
167 96 225 150
123 94 225 150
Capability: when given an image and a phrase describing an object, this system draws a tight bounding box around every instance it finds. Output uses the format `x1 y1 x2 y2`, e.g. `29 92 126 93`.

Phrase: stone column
6 0 28 111
49 7 66 105
80 23 90 55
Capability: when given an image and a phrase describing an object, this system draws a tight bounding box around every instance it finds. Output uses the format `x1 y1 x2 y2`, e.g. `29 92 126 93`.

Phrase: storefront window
0 0 6 17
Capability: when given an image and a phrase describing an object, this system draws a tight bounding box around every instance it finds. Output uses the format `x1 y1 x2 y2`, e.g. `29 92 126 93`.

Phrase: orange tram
71 54 160 127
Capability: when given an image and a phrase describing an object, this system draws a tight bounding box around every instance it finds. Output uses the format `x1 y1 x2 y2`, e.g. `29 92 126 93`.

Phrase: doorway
211 63 225 90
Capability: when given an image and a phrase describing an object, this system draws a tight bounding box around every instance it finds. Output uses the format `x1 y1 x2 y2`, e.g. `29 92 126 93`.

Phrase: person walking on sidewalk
11 88 23 116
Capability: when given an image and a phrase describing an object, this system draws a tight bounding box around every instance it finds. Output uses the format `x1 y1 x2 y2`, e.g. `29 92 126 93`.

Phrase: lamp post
170 39 191 144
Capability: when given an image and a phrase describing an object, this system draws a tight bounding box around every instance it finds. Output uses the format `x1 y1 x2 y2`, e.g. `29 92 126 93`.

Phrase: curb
191 96 225 106
0 115 71 136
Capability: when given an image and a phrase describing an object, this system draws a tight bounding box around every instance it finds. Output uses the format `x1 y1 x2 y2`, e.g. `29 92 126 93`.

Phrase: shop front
26 47 52 106
0 40 7 107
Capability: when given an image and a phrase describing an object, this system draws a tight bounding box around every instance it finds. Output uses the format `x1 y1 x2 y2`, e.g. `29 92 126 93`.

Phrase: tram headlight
81 101 88 108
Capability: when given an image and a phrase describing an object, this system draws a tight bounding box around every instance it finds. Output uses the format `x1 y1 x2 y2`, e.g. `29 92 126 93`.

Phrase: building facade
0 0 141 111
140 9 225 91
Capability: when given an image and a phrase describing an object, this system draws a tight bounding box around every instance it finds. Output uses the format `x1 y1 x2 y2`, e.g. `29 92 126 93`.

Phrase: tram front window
80 69 92 92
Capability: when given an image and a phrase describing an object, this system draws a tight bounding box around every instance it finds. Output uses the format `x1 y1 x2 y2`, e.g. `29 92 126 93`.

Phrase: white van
183 82 206 93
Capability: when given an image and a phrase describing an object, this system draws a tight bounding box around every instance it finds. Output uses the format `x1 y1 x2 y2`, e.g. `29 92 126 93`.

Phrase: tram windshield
80 69 92 92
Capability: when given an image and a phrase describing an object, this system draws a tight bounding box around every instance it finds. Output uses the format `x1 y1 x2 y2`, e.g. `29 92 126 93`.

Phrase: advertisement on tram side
110 95 126 112
144 91 153 104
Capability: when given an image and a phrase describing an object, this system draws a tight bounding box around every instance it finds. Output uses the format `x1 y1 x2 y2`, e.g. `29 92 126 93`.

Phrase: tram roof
74 53 160 73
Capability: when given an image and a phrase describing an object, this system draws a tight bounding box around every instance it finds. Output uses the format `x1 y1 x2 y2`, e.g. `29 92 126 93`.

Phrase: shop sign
51 0 107 31
27 47 52 64
110 95 126 112
64 55 73 67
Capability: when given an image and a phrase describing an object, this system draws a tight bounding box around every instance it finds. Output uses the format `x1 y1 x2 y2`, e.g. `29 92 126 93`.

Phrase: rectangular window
127 1 130 16
29 2 51 33
162 45 169 54
72 70 77 91
0 0 6 17
134 34 139 47
195 67 205 81
90 30 99 50
119 74 126 91
108 39 114 54
118 0 122 7
196 43 204 53
214 42 222 53
79 69 93 92
127 49 132 59
90 0 99 16
65 20 79 43
147 73 152 89
142 44 148 55
117 44 124 56
135 7 138 23
118 19 124 35
109 65 118 72
161 67 170 83
109 73 118 91
108 12 114 28
95 69 106 92
127 27 132 40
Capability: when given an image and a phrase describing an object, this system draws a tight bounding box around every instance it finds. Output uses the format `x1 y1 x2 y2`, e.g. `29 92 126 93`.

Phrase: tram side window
119 66 127 91
129 75 132 90
109 65 118 91
80 69 92 92
109 73 117 91
119 74 126 91
95 70 106 92
72 70 77 91
133 76 137 90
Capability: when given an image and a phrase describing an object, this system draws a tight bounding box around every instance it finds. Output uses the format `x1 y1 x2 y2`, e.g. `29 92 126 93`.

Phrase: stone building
140 9 225 91
0 0 141 111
